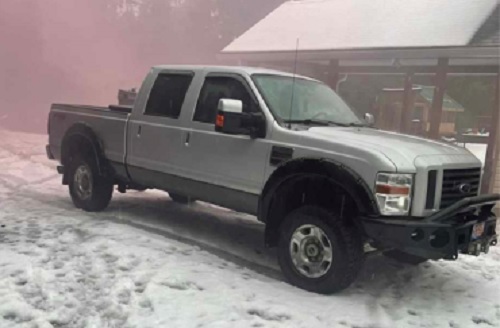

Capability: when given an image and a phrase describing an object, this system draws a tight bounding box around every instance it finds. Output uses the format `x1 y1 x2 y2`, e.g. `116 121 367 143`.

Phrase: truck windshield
252 74 363 126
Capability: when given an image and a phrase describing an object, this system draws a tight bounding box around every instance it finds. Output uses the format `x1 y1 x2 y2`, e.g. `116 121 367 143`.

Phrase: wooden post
481 75 500 194
428 58 449 139
400 73 414 133
328 59 340 91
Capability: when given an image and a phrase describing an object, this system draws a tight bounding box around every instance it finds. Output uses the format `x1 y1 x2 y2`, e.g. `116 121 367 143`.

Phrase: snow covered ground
0 129 499 328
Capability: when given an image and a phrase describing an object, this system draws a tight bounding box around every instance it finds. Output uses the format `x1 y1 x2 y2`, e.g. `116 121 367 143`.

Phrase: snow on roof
470 4 500 46
223 0 499 53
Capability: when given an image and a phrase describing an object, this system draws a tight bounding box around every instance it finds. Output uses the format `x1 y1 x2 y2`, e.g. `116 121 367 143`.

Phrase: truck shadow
105 192 436 290
105 192 282 280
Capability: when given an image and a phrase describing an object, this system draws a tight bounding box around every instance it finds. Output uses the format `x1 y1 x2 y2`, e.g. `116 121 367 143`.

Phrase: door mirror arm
244 113 266 139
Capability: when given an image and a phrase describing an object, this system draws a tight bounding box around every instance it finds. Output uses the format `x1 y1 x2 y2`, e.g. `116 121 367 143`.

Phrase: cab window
193 76 259 124
145 73 193 118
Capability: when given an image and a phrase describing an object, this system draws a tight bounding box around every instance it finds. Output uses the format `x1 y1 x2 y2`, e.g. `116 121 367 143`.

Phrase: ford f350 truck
47 65 499 294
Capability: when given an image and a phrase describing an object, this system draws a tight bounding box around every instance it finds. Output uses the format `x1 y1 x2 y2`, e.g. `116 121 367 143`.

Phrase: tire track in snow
0 173 60 204
0 136 59 194
0 134 56 171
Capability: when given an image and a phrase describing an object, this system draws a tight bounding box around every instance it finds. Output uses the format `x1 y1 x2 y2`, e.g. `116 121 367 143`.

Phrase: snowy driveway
0 129 499 328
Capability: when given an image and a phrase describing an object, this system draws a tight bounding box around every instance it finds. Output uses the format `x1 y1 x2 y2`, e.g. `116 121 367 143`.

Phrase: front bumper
362 194 500 260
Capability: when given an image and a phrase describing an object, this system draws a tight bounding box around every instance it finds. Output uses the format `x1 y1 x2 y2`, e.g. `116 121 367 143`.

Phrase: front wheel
68 156 113 212
277 206 364 294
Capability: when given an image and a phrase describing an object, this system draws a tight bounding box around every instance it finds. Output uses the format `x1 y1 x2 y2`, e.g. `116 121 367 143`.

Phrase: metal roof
223 0 499 54
470 5 500 46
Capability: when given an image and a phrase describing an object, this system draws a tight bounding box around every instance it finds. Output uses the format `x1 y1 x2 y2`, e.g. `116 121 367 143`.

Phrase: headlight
375 173 413 216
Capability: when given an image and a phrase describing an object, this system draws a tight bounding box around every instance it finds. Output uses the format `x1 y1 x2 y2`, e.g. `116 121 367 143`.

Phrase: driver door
185 73 271 209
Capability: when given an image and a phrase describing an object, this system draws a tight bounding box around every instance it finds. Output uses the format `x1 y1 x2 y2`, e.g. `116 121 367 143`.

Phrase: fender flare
61 123 106 177
258 158 379 224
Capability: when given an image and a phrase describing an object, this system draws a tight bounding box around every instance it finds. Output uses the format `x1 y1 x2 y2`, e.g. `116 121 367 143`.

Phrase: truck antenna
288 38 300 129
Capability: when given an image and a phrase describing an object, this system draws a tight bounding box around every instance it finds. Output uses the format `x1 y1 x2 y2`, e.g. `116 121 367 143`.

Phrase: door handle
137 125 142 138
184 131 191 146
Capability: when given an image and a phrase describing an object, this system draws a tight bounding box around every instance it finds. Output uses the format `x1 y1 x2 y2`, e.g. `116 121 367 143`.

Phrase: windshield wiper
345 122 367 127
284 119 332 126
284 119 367 128
322 121 366 127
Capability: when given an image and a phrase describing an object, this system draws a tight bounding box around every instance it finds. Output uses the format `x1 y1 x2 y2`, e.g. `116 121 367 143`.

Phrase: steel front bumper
362 194 500 260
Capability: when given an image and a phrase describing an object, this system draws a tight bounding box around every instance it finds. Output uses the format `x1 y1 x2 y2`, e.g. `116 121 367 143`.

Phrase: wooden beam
327 60 340 91
481 75 500 194
400 73 414 133
336 65 498 75
428 58 449 139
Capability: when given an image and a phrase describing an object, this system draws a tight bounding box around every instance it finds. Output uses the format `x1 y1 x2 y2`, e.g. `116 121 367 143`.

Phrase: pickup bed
49 104 130 167
47 65 499 294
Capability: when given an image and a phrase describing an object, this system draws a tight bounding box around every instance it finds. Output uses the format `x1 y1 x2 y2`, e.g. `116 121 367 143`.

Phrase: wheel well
61 124 106 184
259 158 377 247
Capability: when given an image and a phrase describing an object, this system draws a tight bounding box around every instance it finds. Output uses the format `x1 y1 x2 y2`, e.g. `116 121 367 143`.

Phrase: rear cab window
145 73 194 119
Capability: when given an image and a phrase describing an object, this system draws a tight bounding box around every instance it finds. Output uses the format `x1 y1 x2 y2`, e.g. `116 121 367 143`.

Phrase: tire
383 250 428 265
169 193 191 205
68 155 113 212
277 206 364 294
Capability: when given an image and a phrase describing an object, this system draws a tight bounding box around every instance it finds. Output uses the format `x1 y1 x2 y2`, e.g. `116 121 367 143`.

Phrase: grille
440 168 481 209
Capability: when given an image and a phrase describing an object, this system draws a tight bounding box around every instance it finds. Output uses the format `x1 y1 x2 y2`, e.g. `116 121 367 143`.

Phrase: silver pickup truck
47 65 499 294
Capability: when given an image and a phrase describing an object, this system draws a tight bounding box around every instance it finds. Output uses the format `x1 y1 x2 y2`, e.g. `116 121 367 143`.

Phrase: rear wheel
277 206 364 294
68 155 113 212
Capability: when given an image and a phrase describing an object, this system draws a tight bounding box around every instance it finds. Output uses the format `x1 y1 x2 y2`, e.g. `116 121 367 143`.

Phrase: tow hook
483 242 490 255
467 238 495 256
469 243 482 256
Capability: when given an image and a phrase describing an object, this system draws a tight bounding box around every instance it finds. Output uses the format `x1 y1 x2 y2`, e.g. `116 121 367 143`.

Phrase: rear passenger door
186 74 270 199
127 71 195 183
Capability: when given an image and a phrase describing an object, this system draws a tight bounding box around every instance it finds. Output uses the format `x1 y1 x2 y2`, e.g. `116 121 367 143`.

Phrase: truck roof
152 65 315 80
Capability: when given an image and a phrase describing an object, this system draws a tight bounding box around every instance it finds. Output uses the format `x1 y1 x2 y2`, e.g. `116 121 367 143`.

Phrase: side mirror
215 99 266 138
364 113 375 126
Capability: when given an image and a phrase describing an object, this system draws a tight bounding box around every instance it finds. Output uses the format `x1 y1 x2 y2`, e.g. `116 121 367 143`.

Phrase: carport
219 0 500 193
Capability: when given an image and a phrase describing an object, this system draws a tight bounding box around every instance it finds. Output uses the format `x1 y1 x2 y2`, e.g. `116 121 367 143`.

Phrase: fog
0 0 283 133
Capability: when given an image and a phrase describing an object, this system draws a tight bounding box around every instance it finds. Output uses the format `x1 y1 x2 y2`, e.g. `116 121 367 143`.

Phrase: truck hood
306 126 476 170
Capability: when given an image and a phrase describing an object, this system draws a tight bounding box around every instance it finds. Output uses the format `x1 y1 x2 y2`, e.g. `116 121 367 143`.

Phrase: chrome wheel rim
74 164 93 200
289 224 333 278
